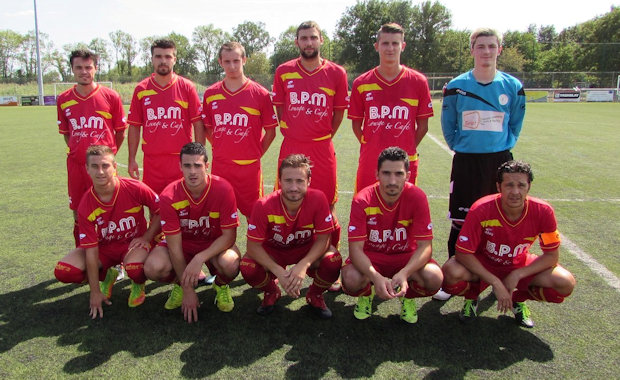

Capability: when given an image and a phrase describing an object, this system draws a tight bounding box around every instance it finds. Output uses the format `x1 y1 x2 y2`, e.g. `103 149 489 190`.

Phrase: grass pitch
0 102 618 379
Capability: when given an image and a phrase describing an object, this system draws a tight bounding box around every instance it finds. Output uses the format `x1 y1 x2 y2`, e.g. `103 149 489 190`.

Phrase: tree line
1 1 618 88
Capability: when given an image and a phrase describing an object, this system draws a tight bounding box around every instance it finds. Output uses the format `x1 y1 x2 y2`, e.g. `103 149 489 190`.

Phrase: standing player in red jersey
272 21 348 249
127 39 205 195
441 160 575 327
144 143 240 323
54 145 161 319
349 23 434 192
342 147 442 324
202 42 277 219
57 49 127 246
240 154 342 319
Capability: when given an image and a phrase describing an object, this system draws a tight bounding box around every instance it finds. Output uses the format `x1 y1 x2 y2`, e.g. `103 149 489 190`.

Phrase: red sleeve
77 196 99 248
310 191 335 234
201 90 213 129
187 81 202 122
127 86 143 126
111 92 127 131
216 180 239 229
538 203 560 252
137 181 160 215
260 90 278 129
272 67 285 105
348 196 368 242
247 199 268 242
409 189 433 240
455 207 483 255
159 190 181 236
333 67 349 110
347 78 364 120
416 75 434 119
57 94 70 134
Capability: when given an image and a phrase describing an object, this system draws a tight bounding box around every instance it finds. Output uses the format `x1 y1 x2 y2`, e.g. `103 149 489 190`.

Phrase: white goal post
53 82 113 98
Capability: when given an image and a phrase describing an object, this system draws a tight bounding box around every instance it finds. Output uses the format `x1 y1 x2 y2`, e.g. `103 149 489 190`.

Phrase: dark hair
497 160 534 183
86 144 114 163
296 21 322 39
219 41 246 59
70 49 98 67
151 39 177 55
376 23 405 42
279 154 312 179
180 142 208 163
377 146 409 171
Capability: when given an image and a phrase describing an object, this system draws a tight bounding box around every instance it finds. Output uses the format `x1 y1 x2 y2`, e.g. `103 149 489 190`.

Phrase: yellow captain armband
540 230 560 245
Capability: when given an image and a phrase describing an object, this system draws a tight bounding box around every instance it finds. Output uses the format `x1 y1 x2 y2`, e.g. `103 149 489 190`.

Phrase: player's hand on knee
391 272 408 298
492 284 512 313
374 275 396 300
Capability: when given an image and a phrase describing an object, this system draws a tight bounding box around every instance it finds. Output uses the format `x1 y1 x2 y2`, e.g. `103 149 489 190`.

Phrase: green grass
0 102 619 379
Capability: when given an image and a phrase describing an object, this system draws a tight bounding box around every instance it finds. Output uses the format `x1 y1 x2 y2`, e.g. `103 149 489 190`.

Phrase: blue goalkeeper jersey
441 70 525 153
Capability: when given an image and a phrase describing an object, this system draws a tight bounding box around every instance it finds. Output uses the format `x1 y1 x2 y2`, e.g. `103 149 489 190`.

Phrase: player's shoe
353 288 375 320
432 288 452 301
115 264 125 281
400 297 418 324
459 298 478 323
256 286 281 316
164 284 183 310
513 301 534 328
100 267 119 299
213 284 234 312
203 275 216 286
306 291 332 319
128 281 146 307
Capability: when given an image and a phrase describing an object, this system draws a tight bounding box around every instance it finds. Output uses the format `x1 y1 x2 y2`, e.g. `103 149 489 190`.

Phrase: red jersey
247 188 335 255
202 79 277 162
78 177 160 251
128 73 201 155
348 182 433 255
456 194 561 269
57 84 126 164
272 58 348 142
348 67 434 155
159 176 239 249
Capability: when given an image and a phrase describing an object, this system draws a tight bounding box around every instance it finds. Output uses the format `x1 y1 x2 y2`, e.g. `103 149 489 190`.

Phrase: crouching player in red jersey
342 147 442 324
54 145 161 319
144 142 240 323
240 154 342 319
441 160 576 327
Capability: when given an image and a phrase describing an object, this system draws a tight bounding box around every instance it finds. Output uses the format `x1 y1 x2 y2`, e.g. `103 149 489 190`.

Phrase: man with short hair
57 49 127 246
240 154 342 319
437 28 526 302
342 147 442 324
202 42 277 218
54 145 161 319
349 23 434 193
441 160 575 328
272 21 348 249
128 39 205 194
144 142 240 323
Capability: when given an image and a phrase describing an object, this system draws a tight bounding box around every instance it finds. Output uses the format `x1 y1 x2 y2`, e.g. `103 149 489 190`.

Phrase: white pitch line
426 132 620 293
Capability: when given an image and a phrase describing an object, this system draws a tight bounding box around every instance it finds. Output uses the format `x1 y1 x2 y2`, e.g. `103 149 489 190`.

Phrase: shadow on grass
0 280 553 378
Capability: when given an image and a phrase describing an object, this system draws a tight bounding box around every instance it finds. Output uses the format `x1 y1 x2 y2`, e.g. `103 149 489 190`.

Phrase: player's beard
156 64 172 76
300 48 319 59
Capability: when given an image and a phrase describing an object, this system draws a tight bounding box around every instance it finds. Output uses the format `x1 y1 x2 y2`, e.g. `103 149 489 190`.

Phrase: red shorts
143 154 182 194
478 253 538 292
355 147 418 193
96 243 130 271
67 157 92 211
158 239 219 274
212 158 262 218
345 252 437 278
278 138 337 205
263 245 313 268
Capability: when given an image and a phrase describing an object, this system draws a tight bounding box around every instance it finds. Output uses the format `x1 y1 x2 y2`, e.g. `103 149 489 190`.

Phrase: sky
1 0 617 50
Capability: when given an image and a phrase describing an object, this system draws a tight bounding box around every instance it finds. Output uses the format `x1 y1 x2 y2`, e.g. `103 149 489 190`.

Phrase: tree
409 1 452 71
434 29 471 72
109 30 136 76
232 21 273 57
15 30 52 81
0 30 23 79
498 46 527 72
537 25 557 51
503 29 540 71
89 38 110 74
192 24 230 74
166 32 198 76
270 26 298 71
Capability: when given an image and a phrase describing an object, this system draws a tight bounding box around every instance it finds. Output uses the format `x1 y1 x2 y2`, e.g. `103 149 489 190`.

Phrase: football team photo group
53 20 576 331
